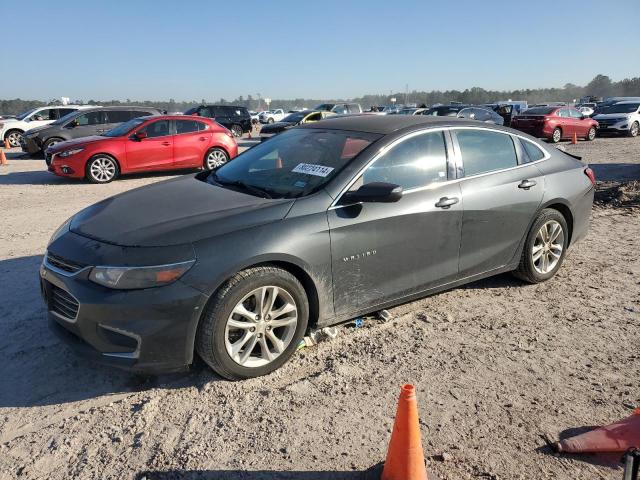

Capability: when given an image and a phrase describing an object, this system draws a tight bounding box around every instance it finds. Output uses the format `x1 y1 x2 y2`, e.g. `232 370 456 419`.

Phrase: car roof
614 101 640 104
301 114 508 134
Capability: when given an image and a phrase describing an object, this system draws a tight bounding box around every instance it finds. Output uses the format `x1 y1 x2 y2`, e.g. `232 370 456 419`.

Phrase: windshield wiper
210 173 273 199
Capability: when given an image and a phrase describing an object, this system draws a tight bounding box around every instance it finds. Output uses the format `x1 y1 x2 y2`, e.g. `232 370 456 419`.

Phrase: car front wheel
513 209 568 283
5 130 22 148
86 154 119 183
196 266 309 380
629 122 639 137
551 128 562 143
586 127 596 141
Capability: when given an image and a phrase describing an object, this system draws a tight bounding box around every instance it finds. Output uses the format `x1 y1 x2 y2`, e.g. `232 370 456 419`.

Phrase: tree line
2 74 639 116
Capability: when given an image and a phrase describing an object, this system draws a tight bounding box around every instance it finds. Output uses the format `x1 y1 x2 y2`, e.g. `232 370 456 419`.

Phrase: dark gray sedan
41 116 595 380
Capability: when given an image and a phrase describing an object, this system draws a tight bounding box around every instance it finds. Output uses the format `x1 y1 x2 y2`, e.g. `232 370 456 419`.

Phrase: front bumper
596 120 630 134
21 135 42 154
49 152 88 179
40 246 209 374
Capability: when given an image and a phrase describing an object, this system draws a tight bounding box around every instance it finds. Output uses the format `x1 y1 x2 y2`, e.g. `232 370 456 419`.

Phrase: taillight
584 167 596 186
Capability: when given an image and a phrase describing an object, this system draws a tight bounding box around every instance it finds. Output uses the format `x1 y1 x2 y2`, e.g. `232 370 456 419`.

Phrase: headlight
48 217 73 245
59 148 84 157
88 260 195 290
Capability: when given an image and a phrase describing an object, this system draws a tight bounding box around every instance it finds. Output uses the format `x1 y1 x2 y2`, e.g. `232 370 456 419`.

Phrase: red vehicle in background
46 115 238 183
511 106 599 143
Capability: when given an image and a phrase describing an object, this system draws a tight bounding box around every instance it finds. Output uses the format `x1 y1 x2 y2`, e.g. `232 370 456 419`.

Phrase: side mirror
134 130 148 140
342 182 403 204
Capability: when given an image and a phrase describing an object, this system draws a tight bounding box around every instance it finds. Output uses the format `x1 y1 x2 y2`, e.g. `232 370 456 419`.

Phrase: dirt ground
0 134 638 480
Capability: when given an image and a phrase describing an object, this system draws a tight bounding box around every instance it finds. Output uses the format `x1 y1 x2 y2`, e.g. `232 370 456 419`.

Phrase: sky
2 0 639 101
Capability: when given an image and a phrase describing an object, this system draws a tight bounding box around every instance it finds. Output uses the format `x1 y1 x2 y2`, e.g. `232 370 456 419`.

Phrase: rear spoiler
563 151 583 161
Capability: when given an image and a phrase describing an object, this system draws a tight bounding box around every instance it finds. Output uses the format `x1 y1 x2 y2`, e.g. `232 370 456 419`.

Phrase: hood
261 121 296 133
70 175 295 247
49 136 109 152
23 124 53 135
0 118 18 125
593 113 631 119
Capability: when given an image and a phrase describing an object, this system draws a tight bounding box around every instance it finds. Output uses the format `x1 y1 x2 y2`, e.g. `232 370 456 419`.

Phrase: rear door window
198 107 214 118
455 129 518 176
176 119 206 134
358 131 449 190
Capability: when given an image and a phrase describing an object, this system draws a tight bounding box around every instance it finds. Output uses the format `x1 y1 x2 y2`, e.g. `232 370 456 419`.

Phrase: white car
577 106 594 117
0 105 94 147
592 101 640 137
259 109 286 124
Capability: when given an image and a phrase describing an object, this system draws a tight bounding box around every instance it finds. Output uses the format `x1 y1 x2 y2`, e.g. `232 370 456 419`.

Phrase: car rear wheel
551 128 562 143
513 209 568 283
86 154 119 183
196 266 309 380
230 124 243 137
203 148 229 171
586 127 596 141
629 122 639 137
44 137 64 152
5 130 22 148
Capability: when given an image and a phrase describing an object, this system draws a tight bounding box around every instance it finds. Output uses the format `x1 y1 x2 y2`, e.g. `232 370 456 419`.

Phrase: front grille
597 119 619 127
46 252 86 274
49 284 80 321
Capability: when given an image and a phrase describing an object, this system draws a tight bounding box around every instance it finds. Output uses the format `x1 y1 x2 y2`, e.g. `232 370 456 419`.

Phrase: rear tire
267 118 274 124
196 266 309 380
85 154 119 183
513 209 568 284
203 147 229 171
629 122 639 138
550 128 562 143
586 127 596 141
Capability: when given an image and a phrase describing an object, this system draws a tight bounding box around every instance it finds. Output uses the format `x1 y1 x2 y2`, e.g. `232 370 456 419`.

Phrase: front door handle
198 137 207 141
435 196 459 209
162 141 171 146
518 179 537 190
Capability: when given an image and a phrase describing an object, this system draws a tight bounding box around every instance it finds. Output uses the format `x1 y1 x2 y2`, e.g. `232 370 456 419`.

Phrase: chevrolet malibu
46 115 238 183
42 116 595 380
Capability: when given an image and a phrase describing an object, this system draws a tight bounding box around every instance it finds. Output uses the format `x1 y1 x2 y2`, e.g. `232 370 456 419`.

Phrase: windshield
600 103 639 114
102 118 146 137
207 128 380 198
313 104 334 112
15 108 40 121
281 112 307 123
399 109 416 115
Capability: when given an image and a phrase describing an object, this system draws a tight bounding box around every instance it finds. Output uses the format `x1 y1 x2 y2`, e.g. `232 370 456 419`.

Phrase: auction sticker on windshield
292 163 334 177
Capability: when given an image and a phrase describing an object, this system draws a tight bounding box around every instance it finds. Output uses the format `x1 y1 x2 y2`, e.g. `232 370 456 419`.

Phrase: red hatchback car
511 106 599 143
47 115 238 183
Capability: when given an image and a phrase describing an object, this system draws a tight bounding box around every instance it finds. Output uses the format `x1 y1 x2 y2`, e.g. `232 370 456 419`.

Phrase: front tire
4 129 22 148
267 118 274 124
44 137 64 152
629 122 639 138
196 266 309 380
513 209 568 283
85 154 119 183
586 127 596 141
550 128 562 143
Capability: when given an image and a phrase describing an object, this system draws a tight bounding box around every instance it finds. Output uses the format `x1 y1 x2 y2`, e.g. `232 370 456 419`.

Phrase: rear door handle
518 179 537 190
198 137 206 141
162 141 171 146
435 196 459 209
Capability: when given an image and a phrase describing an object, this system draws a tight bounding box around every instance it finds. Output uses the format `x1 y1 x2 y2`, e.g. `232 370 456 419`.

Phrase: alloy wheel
532 220 564 274
206 149 228 169
552 129 561 143
7 132 21 147
588 127 596 140
224 286 298 368
45 139 61 150
89 157 117 182
631 123 639 137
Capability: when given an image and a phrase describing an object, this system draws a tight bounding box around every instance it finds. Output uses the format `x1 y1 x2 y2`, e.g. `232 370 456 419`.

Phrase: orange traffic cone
555 408 640 453
381 384 428 480
0 149 7 166
3 138 9 149
571 132 578 144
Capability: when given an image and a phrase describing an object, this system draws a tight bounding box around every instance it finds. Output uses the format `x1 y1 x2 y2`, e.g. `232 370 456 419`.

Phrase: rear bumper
512 123 550 138
41 257 209 374
570 185 595 247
